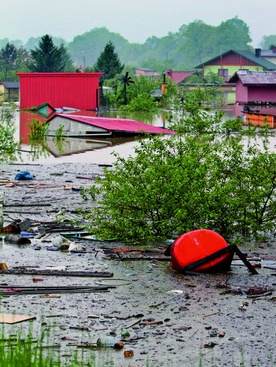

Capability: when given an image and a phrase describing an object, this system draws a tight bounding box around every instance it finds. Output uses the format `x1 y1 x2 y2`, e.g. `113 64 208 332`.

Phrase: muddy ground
0 162 275 367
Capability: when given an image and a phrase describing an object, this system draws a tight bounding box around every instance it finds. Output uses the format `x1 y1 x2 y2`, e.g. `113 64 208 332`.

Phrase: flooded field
0 162 275 367
0 106 275 366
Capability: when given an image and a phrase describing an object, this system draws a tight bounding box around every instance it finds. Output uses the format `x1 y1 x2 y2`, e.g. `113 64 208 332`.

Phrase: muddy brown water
0 162 275 367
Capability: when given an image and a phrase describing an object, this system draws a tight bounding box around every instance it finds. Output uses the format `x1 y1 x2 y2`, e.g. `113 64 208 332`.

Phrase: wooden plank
0 313 36 324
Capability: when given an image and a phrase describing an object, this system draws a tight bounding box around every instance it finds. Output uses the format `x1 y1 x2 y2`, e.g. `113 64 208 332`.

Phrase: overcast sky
1 0 274 46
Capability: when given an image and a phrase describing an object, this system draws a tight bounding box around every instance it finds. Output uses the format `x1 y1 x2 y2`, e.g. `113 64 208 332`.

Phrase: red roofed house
164 69 195 85
16 72 103 111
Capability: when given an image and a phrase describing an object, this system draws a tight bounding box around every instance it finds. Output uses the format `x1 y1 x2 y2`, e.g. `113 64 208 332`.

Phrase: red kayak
165 229 257 274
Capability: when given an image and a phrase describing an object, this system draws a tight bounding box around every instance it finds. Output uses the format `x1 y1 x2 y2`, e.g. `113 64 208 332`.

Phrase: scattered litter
68 242 86 253
4 234 31 245
33 277 44 282
5 182 15 187
124 350 134 357
167 290 183 294
0 263 8 270
2 219 31 234
203 342 217 348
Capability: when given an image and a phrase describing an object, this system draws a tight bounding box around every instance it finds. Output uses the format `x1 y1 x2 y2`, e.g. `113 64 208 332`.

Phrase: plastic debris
14 171 34 180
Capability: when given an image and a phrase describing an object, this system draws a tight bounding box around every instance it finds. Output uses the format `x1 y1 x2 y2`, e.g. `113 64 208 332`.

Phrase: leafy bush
82 89 276 244
0 98 21 162
119 93 158 112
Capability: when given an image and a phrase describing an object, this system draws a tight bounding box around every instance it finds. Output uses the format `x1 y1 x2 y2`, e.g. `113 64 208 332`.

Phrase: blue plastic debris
14 171 34 180
20 232 38 238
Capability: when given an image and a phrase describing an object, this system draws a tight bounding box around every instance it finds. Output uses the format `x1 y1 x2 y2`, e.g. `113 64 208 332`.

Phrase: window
218 69 228 77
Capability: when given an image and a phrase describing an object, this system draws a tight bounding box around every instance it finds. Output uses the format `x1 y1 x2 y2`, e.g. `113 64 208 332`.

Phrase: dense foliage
0 98 21 162
82 89 276 244
0 43 29 80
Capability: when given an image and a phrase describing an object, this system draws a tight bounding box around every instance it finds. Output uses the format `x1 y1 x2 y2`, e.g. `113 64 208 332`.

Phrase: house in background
0 80 19 102
163 69 196 86
195 49 276 83
228 70 276 105
258 47 276 64
228 70 276 128
135 68 158 77
16 72 103 111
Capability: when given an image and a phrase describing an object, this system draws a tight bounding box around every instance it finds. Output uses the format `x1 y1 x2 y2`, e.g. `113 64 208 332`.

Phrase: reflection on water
15 107 237 165
16 110 166 164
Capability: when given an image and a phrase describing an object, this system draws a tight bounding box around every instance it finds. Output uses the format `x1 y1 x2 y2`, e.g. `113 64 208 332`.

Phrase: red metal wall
16 72 103 111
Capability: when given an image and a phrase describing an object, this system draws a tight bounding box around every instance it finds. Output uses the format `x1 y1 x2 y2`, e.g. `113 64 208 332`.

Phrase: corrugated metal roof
228 70 276 84
48 113 175 136
196 50 276 70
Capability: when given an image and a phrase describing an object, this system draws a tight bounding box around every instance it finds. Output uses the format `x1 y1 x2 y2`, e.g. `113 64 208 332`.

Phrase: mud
0 162 275 367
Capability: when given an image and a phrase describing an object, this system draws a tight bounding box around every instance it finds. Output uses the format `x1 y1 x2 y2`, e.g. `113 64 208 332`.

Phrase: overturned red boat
165 229 258 274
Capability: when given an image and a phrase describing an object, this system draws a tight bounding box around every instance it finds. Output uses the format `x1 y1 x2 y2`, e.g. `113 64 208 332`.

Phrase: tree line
2 15 276 82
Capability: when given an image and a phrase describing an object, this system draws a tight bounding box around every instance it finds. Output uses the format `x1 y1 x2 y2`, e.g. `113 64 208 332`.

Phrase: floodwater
13 106 239 165
14 109 169 165
0 162 275 367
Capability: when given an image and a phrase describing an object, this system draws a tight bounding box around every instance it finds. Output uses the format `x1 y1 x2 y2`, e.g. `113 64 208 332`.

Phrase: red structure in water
16 72 103 111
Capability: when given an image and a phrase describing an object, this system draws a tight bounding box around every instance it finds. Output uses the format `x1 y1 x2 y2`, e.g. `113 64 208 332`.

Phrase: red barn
16 72 103 111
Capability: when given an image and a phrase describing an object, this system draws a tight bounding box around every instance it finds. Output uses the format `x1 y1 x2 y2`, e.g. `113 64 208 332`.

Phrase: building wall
235 80 249 104
247 86 276 103
204 65 262 80
262 57 276 65
16 72 102 110
135 69 157 77
235 81 276 104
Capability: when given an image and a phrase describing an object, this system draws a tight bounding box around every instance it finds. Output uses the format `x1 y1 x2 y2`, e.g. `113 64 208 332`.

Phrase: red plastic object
33 277 44 282
169 229 231 272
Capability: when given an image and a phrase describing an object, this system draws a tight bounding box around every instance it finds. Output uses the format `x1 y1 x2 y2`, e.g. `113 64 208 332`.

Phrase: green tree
0 43 18 79
211 17 252 55
59 43 75 71
0 99 21 162
0 43 28 81
27 34 65 72
177 20 215 67
94 41 124 81
259 35 276 49
82 89 276 244
68 27 128 69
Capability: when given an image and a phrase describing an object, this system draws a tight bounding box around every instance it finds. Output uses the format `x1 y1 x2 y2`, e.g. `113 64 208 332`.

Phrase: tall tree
94 41 124 81
27 34 65 72
0 43 18 79
59 43 75 71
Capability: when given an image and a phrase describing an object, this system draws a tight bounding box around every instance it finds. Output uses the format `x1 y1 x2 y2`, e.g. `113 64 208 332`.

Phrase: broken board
0 313 36 324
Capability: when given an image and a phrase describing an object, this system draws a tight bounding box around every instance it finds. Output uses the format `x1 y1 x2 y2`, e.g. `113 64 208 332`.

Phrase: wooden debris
1 285 111 295
0 313 36 324
0 263 8 270
0 268 113 278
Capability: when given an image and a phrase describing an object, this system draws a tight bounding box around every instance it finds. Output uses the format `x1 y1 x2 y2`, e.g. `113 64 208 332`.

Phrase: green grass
0 325 96 367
